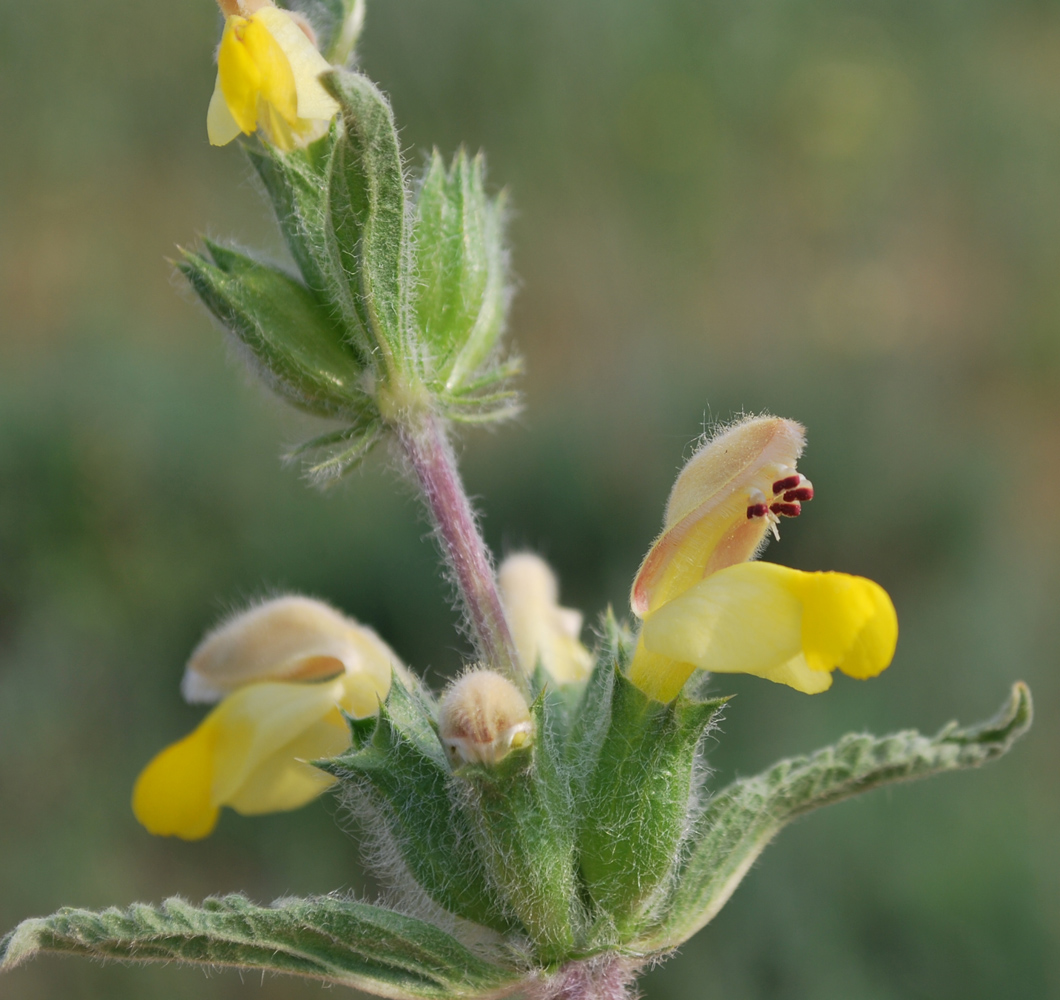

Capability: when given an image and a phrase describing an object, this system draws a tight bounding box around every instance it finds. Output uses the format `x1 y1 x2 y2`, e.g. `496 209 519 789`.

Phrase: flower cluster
133 554 591 837
133 416 897 838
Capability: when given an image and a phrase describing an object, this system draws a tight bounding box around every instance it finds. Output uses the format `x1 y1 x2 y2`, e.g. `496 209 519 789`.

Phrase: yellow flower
132 596 403 840
498 552 592 683
207 2 339 151
627 416 898 702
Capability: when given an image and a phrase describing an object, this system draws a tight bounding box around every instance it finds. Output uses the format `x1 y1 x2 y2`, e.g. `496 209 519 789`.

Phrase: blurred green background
1 0 1057 997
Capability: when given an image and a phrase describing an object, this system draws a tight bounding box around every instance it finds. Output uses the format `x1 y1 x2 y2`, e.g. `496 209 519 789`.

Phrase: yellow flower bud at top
133 596 403 840
498 553 592 683
438 670 533 768
206 2 340 152
627 415 897 701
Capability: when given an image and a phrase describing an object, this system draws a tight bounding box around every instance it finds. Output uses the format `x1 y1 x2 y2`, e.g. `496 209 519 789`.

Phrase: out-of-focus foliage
0 0 1056 998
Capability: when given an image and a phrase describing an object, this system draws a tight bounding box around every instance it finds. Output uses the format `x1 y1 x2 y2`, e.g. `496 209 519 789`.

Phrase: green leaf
634 681 1034 955
323 70 412 376
571 657 726 938
456 696 581 962
413 150 510 391
179 241 372 420
322 679 516 934
0 894 522 1000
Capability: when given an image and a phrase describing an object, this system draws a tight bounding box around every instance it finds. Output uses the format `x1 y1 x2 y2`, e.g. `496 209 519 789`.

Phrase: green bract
184 65 518 484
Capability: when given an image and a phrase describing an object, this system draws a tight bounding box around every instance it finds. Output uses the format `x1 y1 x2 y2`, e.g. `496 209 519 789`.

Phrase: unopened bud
438 670 533 767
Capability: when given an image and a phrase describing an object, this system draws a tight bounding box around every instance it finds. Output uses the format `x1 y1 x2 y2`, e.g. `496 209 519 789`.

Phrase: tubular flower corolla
498 552 592 683
627 416 898 702
207 0 339 151
132 596 403 840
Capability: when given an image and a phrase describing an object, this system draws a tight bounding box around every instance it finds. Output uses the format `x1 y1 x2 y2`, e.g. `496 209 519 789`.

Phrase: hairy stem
531 957 641 1000
399 412 523 687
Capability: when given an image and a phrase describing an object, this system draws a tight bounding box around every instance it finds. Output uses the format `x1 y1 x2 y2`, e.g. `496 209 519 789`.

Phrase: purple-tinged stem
528 957 640 1000
399 412 523 687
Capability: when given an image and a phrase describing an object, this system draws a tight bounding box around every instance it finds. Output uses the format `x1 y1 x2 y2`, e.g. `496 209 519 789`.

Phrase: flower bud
438 670 533 767
207 2 339 151
632 415 809 618
498 553 592 683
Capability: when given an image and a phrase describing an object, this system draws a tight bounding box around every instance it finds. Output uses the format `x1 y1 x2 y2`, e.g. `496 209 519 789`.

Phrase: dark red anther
770 501 801 517
784 486 814 502
747 503 770 519
772 474 801 494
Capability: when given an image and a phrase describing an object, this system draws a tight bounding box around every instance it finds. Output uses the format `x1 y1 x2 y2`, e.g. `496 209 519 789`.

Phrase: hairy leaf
572 659 726 937
0 894 523 1000
633 682 1033 954
457 695 581 962
324 70 412 375
179 241 371 419
284 418 385 485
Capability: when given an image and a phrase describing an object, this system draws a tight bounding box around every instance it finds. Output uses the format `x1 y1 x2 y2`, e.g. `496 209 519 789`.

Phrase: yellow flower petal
626 638 697 704
208 679 347 803
217 16 263 135
132 718 221 840
631 417 807 617
209 9 338 151
253 6 339 122
133 678 352 840
207 72 243 146
795 571 898 679
225 708 348 815
241 15 298 126
338 668 391 718
637 562 896 695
